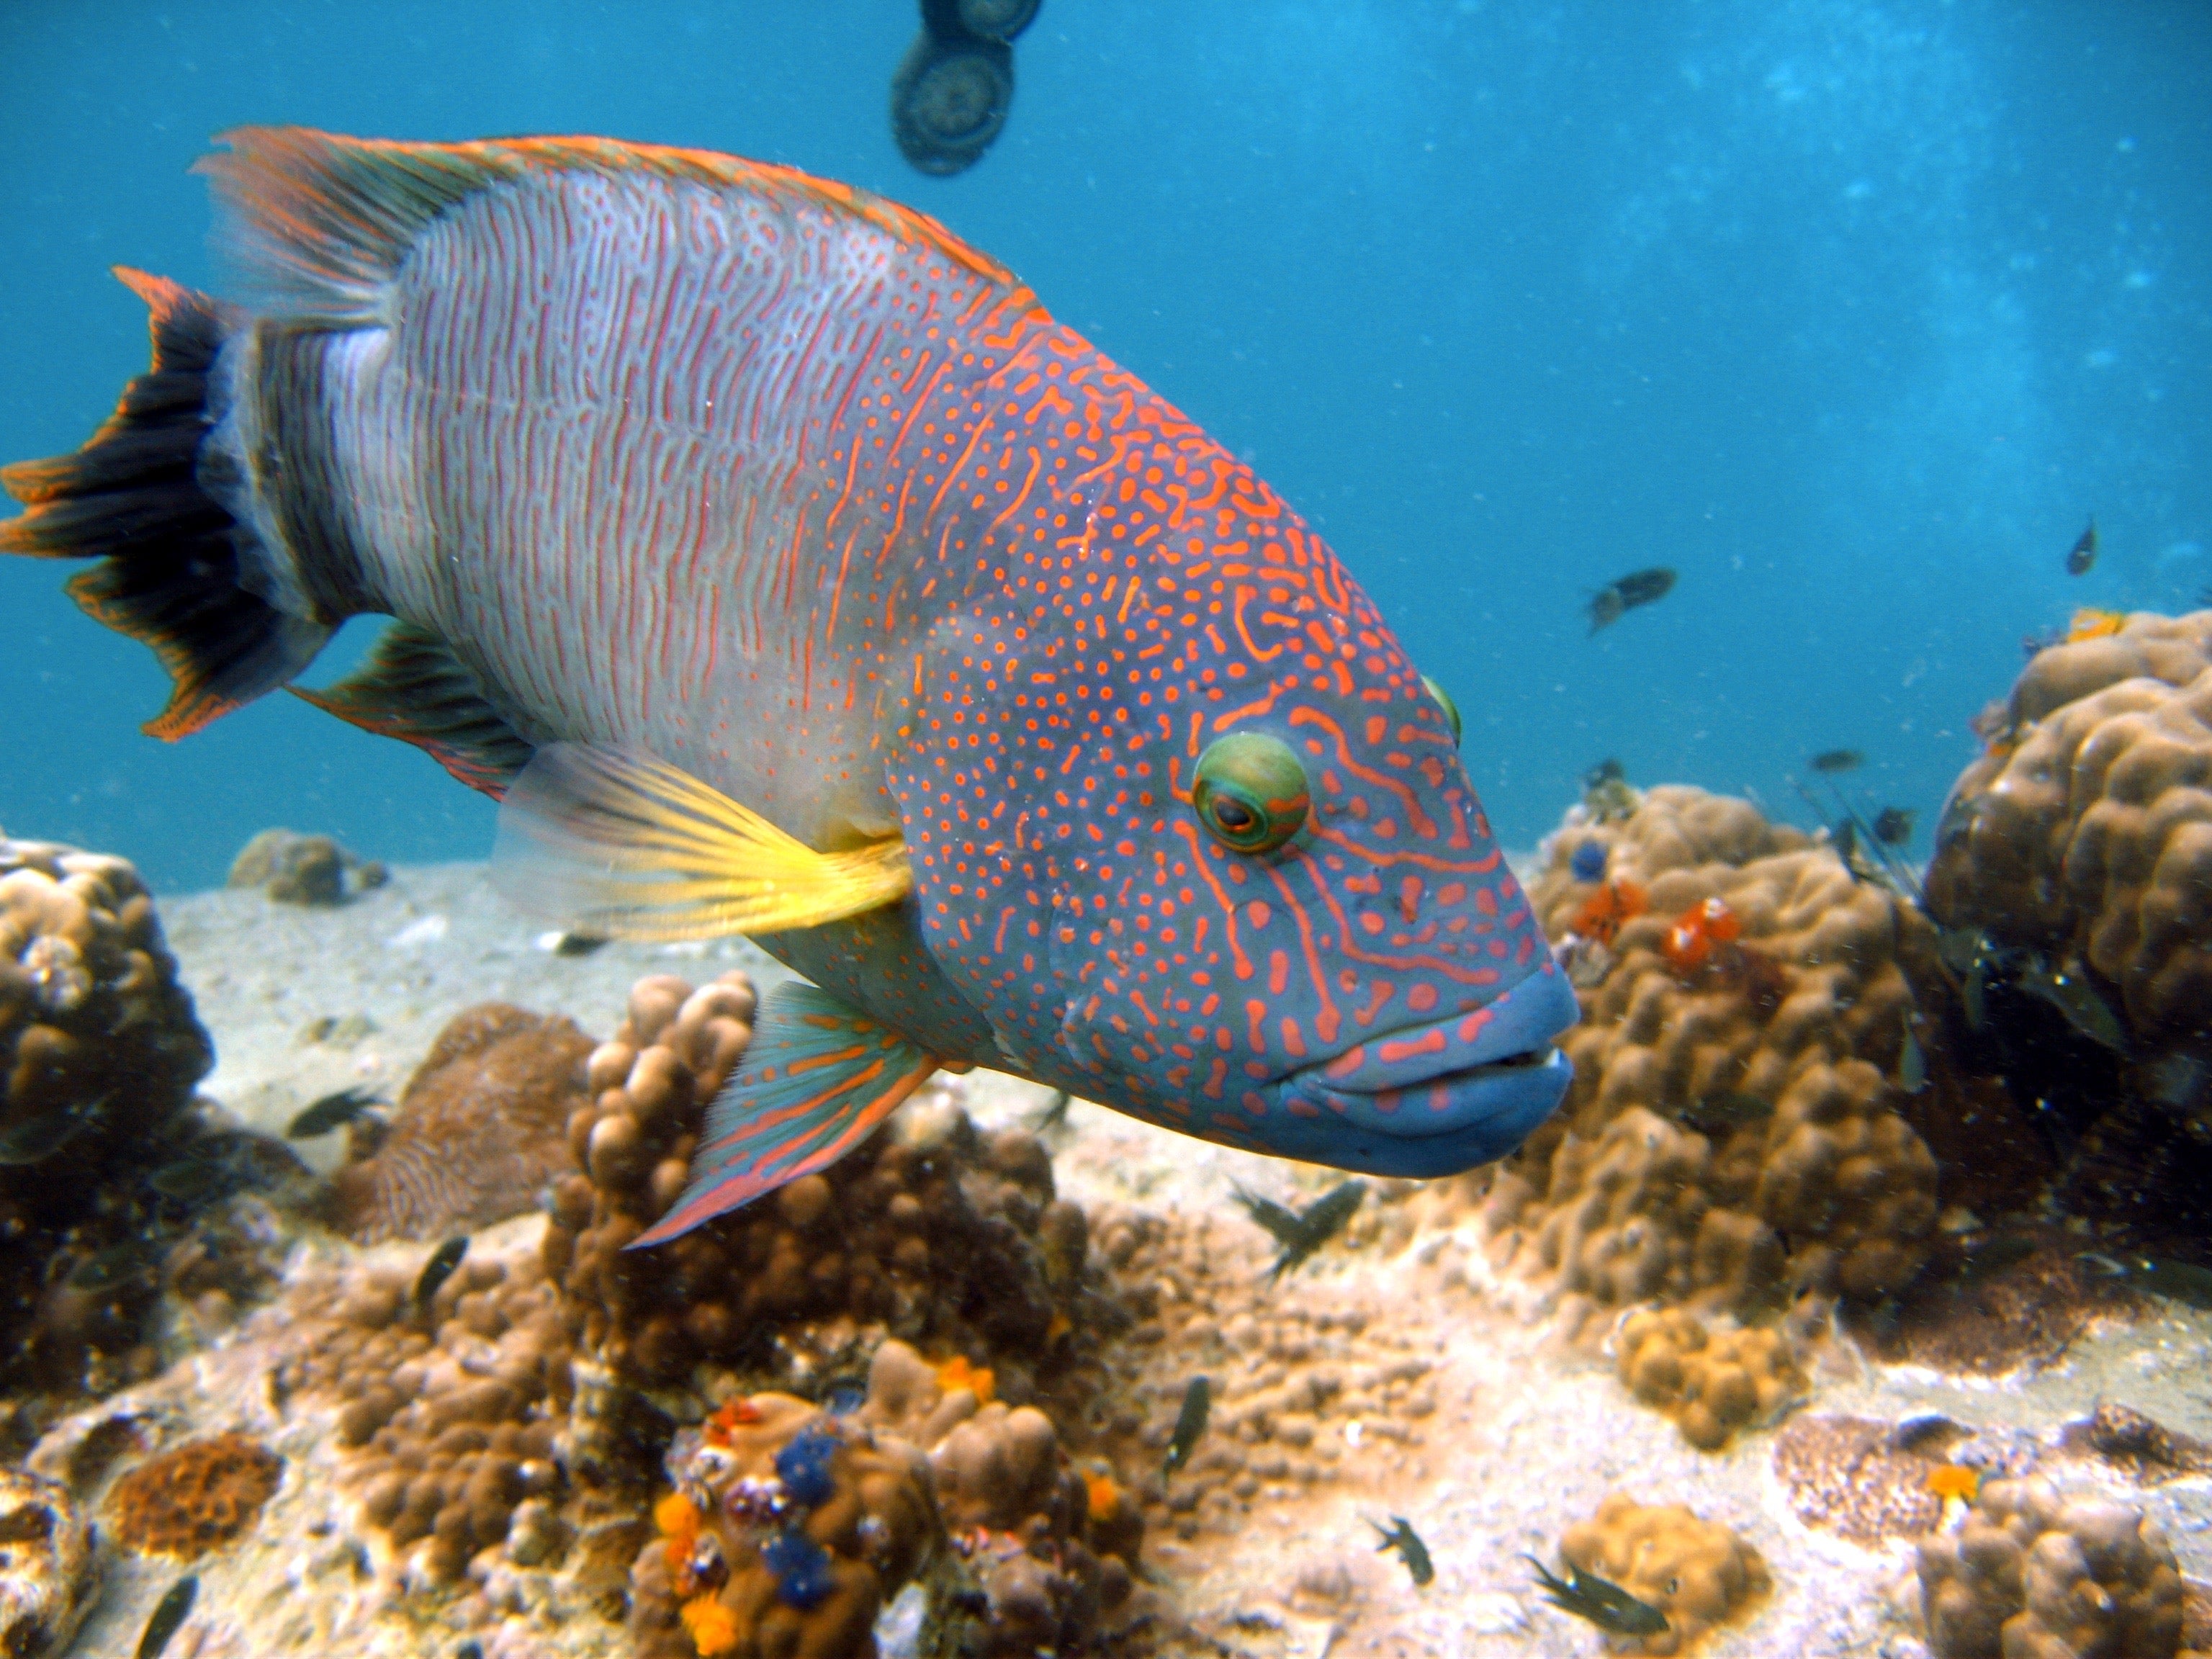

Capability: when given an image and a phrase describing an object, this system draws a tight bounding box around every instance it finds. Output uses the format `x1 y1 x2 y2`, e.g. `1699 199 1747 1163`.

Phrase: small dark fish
1809 749 1864 774
553 930 608 957
1370 1515 1434 1586
1898 1026 1927 1094
148 1157 235 1203
413 1235 469 1313
1233 1179 1365 1282
2144 1054 2206 1111
1832 814 1860 874
1872 806 1915 847
2080 1253 2212 1310
1963 954 1990 1033
2018 956 2127 1053
1586 567 1676 634
1583 757 1626 789
137 1574 197 1659
2066 516 2098 576
1029 1089 1074 1133
286 1085 385 1138
1681 1091 1770 1134
1526 1555 1669 1637
456 1645 485 1659
1164 1376 1210 1475
0 1104 95 1166
67 1242 153 1292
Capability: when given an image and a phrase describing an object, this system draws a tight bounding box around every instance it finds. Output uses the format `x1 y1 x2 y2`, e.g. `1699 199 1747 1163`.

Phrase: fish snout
1283 969 1579 1175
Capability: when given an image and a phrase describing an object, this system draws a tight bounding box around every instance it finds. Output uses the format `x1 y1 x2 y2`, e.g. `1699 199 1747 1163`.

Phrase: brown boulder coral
105 1432 284 1559
1480 787 1940 1324
1928 610 2212 1053
1615 1308 1806 1451
1557 1492 1768 1655
325 1002 593 1244
0 836 215 1395
545 974 1105 1416
1916 1475 2185 1658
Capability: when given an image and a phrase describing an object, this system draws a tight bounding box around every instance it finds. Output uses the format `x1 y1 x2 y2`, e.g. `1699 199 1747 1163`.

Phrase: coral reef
1928 611 2212 1053
1771 1415 1948 1545
325 1002 593 1244
632 1339 1141 1659
104 1431 284 1558
545 973 1102 1412
1917 1476 2185 1659
2062 1402 2212 1484
1481 787 1940 1326
0 1466 95 1657
271 1246 575 1582
1614 1308 1806 1450
0 835 216 1397
227 827 387 905
1558 1491 1769 1655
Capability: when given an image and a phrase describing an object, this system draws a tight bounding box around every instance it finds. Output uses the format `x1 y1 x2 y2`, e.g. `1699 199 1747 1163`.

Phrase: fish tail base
0 268 330 738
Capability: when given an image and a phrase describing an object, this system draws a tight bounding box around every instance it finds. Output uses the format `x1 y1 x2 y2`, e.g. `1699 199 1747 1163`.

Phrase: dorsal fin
198 126 1041 328
291 621 534 797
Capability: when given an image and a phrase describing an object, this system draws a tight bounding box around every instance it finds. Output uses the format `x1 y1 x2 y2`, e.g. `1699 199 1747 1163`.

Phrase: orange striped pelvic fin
628 982 937 1247
198 126 1046 328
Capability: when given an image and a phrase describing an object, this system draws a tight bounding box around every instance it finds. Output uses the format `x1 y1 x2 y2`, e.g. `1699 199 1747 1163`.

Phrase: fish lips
1277 971 1579 1176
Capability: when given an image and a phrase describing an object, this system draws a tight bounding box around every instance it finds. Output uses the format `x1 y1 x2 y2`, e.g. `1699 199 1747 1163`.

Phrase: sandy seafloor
50 860 2212 1658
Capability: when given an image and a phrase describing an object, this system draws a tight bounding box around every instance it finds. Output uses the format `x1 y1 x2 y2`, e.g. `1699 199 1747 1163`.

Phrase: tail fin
0 269 330 739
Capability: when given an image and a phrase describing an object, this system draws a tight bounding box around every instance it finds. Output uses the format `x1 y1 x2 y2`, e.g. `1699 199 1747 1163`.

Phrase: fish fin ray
629 983 935 1246
198 127 1040 328
292 621 534 798
0 268 329 738
490 742 910 940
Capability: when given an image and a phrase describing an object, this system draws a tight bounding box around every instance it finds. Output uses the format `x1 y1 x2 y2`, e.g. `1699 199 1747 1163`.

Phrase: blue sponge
774 1426 840 1509
762 1527 836 1609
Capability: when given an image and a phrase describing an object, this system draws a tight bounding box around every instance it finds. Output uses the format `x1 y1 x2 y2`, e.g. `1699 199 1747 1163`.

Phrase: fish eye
1192 733 1310 855
1421 674 1462 747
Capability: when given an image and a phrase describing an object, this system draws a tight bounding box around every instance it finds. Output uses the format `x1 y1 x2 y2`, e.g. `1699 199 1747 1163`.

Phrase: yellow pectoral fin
490 743 909 940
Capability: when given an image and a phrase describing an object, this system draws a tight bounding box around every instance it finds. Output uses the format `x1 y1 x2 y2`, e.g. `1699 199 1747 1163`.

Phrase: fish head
894 429 1574 1179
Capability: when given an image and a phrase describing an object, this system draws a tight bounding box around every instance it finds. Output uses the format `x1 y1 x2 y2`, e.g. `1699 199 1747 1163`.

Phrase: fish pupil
1213 798 1256 832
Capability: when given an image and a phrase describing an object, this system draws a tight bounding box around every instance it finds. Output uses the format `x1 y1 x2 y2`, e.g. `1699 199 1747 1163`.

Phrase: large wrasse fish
0 128 1578 1246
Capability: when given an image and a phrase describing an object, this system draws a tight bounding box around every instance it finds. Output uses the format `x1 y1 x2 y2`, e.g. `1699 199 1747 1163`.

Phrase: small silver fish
1899 1025 1928 1094
0 1094 106 1165
2018 956 2127 1053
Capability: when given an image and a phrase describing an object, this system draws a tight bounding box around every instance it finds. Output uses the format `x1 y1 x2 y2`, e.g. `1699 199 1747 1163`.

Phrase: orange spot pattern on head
1925 1463 1982 1501
1571 878 1647 947
2066 607 2127 642
937 1354 996 1405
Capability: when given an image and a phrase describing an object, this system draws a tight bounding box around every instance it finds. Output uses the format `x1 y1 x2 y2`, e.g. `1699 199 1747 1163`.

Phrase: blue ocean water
1 0 2205 893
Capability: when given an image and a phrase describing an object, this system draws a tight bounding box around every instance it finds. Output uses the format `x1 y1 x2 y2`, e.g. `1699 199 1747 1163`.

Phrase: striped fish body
4 130 1576 1200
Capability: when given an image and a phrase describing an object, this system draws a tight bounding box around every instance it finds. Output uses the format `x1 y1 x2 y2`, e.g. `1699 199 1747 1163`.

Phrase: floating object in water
1568 840 1608 883
1525 1555 1670 1637
1872 806 1915 847
1164 1377 1211 1475
1571 879 1647 948
1233 1179 1366 1282
413 1236 469 1313
2066 516 2098 575
890 0 1040 177
136 1575 197 1659
1370 1515 1434 1586
284 1084 385 1139
1586 567 1676 634
1809 749 1864 774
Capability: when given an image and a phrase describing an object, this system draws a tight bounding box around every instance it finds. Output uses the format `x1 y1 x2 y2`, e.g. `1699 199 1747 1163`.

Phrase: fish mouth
1275 971 1580 1177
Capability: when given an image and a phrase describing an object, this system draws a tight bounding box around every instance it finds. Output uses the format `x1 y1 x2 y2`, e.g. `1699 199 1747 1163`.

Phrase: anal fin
629 983 936 1247
490 742 910 940
292 621 534 797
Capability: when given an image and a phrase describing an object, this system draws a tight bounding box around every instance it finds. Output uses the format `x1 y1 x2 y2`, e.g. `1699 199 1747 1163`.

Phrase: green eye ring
1192 732 1310 855
1422 674 1462 747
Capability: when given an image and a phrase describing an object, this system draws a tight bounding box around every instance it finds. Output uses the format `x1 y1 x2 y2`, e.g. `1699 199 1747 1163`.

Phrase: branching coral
1482 787 1940 1325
